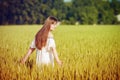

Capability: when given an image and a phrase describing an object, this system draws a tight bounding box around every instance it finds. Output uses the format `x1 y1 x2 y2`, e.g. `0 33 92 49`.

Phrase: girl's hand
57 60 63 66
20 48 35 65
19 58 25 64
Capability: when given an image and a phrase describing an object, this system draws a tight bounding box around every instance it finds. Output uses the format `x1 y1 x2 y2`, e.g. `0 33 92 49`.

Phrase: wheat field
0 25 120 80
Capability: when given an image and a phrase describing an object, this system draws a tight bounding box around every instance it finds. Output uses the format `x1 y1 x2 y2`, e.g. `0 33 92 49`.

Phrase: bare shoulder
48 32 54 38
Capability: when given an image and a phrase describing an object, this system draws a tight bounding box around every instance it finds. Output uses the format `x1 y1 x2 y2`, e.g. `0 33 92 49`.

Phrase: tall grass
0 25 120 80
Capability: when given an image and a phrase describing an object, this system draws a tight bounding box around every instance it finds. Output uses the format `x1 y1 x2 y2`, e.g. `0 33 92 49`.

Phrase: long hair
35 16 58 50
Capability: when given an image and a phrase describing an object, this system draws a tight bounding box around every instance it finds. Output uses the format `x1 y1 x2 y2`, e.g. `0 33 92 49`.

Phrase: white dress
30 37 56 67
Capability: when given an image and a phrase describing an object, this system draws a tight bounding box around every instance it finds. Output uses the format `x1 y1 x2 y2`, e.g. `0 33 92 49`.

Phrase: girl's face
50 22 57 31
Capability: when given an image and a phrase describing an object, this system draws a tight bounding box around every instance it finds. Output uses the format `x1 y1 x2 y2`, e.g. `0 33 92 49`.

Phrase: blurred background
0 0 120 25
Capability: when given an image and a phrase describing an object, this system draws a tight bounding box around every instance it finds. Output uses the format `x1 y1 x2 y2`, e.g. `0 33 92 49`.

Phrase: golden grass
0 25 120 80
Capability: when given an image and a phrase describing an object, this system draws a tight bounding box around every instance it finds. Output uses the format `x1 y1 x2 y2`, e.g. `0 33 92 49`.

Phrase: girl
20 16 62 67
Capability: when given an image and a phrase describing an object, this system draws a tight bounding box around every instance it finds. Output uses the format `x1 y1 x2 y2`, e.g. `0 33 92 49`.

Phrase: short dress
30 37 56 67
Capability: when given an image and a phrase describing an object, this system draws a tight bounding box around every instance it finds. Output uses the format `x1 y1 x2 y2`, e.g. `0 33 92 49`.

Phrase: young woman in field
20 16 62 67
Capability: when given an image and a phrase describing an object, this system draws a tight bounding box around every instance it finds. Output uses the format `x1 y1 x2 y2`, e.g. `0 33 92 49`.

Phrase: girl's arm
20 48 35 64
51 47 62 66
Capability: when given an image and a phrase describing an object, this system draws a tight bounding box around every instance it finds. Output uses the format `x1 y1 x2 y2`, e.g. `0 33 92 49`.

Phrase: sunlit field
0 25 120 80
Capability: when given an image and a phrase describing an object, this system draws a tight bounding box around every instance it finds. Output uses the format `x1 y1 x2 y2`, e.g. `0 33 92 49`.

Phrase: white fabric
30 38 56 67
